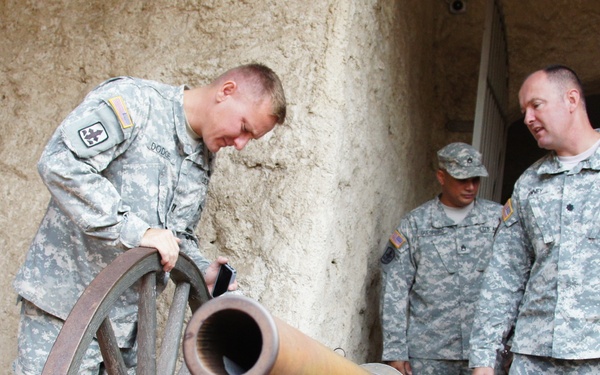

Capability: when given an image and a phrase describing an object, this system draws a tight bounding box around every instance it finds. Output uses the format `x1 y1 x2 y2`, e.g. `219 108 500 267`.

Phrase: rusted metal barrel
183 295 398 375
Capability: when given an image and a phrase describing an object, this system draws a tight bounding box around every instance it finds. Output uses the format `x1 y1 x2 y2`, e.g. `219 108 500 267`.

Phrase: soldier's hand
472 367 494 375
387 360 412 375
140 228 181 272
204 256 239 293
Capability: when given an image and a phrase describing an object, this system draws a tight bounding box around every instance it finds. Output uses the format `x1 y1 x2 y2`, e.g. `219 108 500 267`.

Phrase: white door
471 0 509 203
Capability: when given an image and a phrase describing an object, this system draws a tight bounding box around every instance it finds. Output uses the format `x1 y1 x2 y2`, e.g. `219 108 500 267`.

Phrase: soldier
469 65 600 374
13 63 286 374
380 142 503 375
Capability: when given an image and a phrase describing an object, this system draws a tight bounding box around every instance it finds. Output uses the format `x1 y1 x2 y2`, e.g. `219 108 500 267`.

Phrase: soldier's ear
216 81 237 103
436 169 445 186
565 88 580 113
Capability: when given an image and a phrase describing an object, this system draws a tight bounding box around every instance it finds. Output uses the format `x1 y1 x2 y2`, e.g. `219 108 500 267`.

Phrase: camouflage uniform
469 143 600 372
508 353 600 374
16 300 137 374
381 196 501 366
13 77 212 373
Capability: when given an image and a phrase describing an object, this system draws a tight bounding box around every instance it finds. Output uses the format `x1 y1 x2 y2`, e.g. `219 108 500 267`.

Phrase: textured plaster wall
198 1 438 362
430 0 487 152
502 0 600 120
0 0 443 370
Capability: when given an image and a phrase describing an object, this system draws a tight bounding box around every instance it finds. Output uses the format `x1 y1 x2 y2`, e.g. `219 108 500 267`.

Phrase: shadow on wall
501 94 600 203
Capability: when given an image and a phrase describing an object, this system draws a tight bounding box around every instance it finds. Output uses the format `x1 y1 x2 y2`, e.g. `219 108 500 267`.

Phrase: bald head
519 64 597 156
529 65 586 107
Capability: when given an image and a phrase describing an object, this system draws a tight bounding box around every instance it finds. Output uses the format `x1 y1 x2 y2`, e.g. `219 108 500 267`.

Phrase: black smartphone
212 263 236 297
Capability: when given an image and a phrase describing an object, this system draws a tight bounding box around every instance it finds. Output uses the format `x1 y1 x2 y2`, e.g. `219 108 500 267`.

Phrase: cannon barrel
183 295 399 375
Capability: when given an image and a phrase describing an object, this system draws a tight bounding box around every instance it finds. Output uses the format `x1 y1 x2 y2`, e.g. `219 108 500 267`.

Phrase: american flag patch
502 198 514 222
390 230 407 249
108 96 134 129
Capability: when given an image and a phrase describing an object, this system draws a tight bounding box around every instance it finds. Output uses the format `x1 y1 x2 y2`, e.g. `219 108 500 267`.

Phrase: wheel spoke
42 247 211 375
158 281 191 374
137 271 157 374
97 317 128 375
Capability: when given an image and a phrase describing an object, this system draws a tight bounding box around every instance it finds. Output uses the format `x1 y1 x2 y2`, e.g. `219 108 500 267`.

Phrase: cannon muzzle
183 295 399 375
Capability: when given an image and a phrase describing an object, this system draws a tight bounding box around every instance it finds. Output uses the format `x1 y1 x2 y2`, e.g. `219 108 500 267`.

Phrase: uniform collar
431 196 484 228
537 131 600 175
174 85 213 171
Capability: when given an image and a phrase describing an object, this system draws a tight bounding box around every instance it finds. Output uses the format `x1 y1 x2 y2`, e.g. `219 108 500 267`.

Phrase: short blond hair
215 63 287 124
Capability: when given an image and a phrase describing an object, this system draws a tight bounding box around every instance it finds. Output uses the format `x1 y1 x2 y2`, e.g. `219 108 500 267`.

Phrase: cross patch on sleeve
62 103 126 159
78 122 108 147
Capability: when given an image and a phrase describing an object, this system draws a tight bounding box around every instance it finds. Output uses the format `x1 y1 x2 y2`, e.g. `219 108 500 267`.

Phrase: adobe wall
0 0 461 368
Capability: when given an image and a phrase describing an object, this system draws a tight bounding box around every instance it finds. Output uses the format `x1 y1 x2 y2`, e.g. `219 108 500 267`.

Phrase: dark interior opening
198 309 263 374
501 94 600 203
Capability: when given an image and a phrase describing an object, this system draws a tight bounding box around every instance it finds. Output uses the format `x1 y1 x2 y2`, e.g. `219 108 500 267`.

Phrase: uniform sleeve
469 197 533 368
37 80 149 249
380 219 415 361
177 233 211 274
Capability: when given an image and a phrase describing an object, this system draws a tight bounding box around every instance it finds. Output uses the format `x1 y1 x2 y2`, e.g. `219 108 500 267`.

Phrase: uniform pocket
429 230 457 274
171 159 209 230
120 163 166 226
528 195 558 245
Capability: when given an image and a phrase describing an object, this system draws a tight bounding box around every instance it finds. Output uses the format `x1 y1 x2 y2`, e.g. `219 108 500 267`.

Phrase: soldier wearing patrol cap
437 142 489 179
12 63 286 374
380 142 503 375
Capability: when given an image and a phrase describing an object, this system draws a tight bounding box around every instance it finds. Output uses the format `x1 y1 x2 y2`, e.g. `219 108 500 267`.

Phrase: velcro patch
380 246 395 264
389 230 407 249
79 122 108 147
63 103 126 159
108 96 134 129
502 198 514 222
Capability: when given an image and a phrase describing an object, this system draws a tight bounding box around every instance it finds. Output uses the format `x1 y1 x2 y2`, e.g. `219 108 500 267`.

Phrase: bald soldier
470 65 600 374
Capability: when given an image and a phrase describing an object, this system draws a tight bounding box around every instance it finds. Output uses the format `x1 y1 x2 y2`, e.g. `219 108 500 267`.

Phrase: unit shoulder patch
380 246 395 265
78 122 108 147
62 103 126 159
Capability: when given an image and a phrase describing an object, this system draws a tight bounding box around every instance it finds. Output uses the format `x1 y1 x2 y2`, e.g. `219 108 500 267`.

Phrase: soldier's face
204 82 277 153
519 71 572 153
437 170 480 208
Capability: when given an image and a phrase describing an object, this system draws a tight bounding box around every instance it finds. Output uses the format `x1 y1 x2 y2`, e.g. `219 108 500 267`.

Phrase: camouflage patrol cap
437 142 488 179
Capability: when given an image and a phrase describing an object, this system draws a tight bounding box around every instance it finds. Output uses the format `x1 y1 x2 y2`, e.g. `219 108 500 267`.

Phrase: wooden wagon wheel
42 247 211 375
